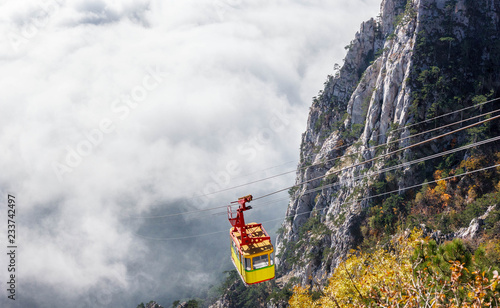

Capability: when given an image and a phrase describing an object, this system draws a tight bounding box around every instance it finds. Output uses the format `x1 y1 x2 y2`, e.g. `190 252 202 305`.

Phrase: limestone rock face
455 205 497 239
275 0 500 287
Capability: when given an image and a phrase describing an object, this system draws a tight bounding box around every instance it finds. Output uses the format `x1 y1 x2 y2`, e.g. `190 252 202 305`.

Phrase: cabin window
244 257 251 271
231 241 238 254
252 254 269 269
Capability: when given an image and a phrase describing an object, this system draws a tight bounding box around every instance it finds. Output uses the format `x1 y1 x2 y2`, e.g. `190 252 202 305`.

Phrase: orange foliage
289 232 500 308
460 155 487 171
468 185 478 200
417 170 453 209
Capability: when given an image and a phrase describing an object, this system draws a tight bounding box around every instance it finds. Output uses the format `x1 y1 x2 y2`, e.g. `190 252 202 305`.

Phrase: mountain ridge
276 0 500 289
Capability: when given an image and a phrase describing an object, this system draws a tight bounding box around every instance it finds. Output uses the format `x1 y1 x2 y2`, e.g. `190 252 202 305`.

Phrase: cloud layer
0 0 380 306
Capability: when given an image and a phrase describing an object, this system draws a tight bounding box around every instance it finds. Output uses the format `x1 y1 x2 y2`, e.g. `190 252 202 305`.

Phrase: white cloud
0 0 380 306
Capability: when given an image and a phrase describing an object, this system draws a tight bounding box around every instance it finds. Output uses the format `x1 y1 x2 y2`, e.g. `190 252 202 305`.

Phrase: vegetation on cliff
286 0 500 305
290 146 500 306
290 229 500 307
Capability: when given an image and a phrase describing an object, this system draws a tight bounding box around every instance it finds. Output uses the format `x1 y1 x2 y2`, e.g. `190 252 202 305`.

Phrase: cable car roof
231 223 273 256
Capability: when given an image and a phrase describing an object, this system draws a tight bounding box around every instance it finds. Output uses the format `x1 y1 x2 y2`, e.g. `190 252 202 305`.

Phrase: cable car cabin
229 223 275 285
227 195 275 285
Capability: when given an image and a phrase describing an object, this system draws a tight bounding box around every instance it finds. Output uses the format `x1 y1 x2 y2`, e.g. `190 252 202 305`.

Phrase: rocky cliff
208 0 500 306
275 0 500 288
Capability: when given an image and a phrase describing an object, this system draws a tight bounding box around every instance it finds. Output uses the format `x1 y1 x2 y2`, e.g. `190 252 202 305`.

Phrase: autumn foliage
289 229 500 307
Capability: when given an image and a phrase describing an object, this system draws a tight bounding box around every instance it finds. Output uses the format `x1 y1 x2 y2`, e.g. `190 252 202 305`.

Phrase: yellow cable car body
230 223 275 285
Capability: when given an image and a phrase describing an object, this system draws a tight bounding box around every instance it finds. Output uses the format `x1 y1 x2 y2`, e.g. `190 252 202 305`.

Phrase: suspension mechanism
227 195 270 247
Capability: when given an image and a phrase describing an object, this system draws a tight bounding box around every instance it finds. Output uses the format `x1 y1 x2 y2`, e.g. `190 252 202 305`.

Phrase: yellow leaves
441 193 452 205
429 171 452 207
435 179 447 193
434 169 445 181
289 228 500 307
495 152 500 163
289 286 315 308
468 185 478 200
415 174 452 210
460 155 486 171
449 261 464 284
307 229 419 306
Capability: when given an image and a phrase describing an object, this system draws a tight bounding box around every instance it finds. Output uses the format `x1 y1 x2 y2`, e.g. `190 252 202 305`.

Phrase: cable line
133 229 228 241
292 107 500 175
196 105 500 201
134 163 500 241
229 160 297 181
261 162 500 225
127 134 500 220
176 106 500 202
397 97 498 131
299 96 500 160
253 134 500 203
124 100 500 219
122 204 229 219
254 113 500 200
174 98 500 203
301 135 500 196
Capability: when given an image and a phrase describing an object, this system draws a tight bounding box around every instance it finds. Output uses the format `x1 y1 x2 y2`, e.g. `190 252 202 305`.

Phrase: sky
0 0 380 307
